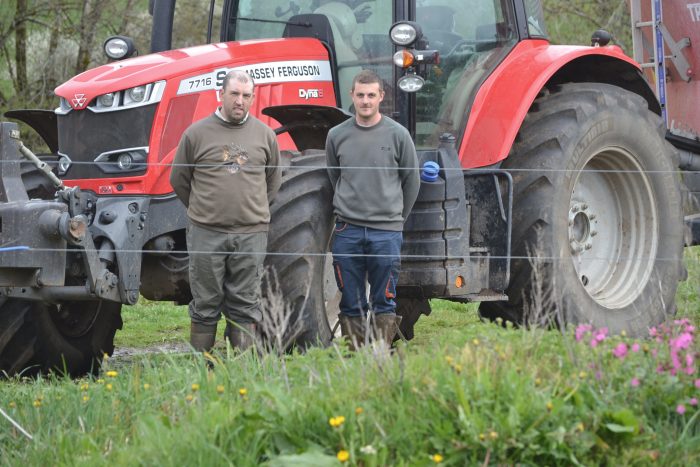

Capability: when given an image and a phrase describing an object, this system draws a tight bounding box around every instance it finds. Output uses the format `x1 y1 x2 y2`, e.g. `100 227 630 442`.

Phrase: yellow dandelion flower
185 394 194 402
535 378 542 386
578 371 587 379
329 416 346 428
106 383 113 391
143 383 150 390
620 330 627 337
216 385 225 394
80 383 89 391
106 370 118 378
472 338 480 346
191 383 200 392
431 453 444 463
546 401 553 411
355 407 364 415
489 431 498 440
337 450 349 463
33 400 42 408
445 356 454 365
479 433 486 441
9 401 16 408
239 388 248 396
453 364 463 374
97 379 105 384
82 395 89 403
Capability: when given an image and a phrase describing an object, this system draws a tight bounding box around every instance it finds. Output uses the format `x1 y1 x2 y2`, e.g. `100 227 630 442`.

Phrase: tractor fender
459 39 658 168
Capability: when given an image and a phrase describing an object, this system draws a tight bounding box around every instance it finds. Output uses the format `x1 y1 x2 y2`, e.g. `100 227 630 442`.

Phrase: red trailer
630 0 700 234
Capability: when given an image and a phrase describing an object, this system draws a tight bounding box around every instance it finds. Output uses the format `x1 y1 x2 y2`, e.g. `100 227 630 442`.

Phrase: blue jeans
331 221 402 317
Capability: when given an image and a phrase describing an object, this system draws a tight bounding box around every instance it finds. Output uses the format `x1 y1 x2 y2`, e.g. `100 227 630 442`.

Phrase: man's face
351 82 384 124
219 79 254 123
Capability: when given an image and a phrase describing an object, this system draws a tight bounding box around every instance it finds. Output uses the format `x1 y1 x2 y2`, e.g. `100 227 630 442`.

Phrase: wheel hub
568 202 597 254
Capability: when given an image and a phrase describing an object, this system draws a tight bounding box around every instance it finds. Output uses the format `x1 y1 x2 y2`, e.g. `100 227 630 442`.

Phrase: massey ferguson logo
299 88 323 100
72 93 87 108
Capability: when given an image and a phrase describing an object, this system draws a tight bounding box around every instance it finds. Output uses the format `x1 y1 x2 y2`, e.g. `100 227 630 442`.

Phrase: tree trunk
14 0 28 95
74 0 106 74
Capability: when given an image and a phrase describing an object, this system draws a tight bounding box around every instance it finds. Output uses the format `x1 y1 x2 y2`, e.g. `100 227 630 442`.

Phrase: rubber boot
372 313 402 347
190 322 217 353
339 315 366 351
225 322 258 352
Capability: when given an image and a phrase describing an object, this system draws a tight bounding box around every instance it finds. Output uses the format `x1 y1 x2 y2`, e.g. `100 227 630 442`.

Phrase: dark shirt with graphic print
170 113 281 233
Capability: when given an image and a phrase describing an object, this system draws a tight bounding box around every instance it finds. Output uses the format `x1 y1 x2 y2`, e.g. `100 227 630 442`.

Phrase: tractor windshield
227 0 517 149
414 0 518 148
230 0 394 112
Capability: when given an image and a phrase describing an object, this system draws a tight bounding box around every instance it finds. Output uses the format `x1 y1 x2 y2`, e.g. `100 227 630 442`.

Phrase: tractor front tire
265 153 335 348
479 83 684 336
0 298 122 377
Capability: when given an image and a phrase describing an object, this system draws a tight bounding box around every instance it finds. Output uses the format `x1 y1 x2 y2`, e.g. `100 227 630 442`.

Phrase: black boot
225 322 258 352
372 313 402 347
339 315 366 351
190 322 217 353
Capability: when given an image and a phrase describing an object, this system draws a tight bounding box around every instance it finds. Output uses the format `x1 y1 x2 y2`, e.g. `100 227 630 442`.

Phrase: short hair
221 70 255 92
351 69 384 92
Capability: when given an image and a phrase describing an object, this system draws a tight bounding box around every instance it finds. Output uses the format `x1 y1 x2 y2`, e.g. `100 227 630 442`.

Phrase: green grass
1 248 697 465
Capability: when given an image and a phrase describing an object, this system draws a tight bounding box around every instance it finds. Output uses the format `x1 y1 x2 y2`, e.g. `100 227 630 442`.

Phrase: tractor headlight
57 153 72 176
117 153 134 170
126 85 147 103
389 22 421 47
104 36 137 60
94 147 148 174
397 73 425 93
97 93 116 108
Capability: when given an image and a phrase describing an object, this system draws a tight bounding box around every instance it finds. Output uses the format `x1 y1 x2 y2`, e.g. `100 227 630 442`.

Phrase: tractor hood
54 38 331 111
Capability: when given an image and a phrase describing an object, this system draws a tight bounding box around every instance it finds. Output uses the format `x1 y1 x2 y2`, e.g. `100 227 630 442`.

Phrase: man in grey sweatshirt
326 69 419 349
170 70 281 354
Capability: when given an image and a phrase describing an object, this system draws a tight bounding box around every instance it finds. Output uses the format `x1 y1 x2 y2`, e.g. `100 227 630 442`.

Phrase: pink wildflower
595 328 608 342
590 338 598 348
690 398 698 407
677 404 686 415
613 343 628 359
671 333 693 351
695 379 700 389
630 378 640 387
631 343 641 353
649 327 658 338
575 324 592 342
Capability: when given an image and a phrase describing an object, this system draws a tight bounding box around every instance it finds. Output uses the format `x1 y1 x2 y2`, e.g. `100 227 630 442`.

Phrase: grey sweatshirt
170 113 281 233
326 116 419 231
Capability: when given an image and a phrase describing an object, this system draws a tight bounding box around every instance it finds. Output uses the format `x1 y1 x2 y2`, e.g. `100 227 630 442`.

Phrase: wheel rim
569 147 658 308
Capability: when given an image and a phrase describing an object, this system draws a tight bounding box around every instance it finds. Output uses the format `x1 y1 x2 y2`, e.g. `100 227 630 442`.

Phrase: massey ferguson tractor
1 0 697 376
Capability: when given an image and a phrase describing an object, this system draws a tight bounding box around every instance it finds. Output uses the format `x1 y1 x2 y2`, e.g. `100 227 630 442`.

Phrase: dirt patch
110 341 191 365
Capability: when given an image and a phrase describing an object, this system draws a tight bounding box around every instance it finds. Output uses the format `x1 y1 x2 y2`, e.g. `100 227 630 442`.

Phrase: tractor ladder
630 0 692 125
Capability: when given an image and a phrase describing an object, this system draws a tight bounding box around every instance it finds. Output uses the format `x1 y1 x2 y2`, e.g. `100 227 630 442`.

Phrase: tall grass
1 248 698 465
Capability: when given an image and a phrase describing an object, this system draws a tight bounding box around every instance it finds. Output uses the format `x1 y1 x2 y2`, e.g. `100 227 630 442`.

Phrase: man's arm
399 133 420 221
266 135 282 203
169 134 194 207
325 132 340 189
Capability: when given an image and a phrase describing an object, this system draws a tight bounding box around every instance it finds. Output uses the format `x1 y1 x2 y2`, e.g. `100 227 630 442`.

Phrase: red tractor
1 0 695 376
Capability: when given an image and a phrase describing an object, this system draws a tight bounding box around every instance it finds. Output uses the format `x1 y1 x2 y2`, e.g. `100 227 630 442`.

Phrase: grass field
1 248 698 465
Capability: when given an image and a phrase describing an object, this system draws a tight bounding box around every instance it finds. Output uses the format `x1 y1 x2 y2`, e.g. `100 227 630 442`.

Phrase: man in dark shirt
326 69 419 349
170 70 281 353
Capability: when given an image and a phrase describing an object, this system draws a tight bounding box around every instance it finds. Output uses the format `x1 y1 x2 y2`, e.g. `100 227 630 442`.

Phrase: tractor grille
57 104 156 180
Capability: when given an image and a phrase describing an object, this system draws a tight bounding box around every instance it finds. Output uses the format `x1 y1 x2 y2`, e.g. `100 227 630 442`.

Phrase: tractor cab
128 0 546 149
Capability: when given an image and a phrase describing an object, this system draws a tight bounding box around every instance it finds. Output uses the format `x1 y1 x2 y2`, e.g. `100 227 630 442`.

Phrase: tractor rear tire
479 83 684 336
0 298 122 377
265 153 335 348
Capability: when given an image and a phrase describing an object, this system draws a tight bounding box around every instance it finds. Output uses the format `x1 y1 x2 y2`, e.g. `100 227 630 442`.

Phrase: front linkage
0 122 137 305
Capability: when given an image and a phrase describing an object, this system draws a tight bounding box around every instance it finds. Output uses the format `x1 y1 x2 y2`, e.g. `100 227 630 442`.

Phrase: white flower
360 445 377 455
